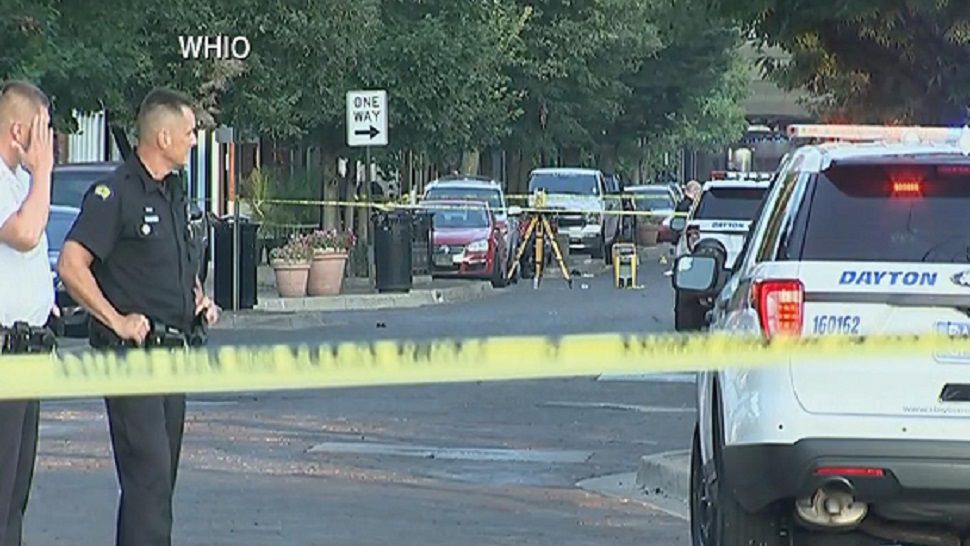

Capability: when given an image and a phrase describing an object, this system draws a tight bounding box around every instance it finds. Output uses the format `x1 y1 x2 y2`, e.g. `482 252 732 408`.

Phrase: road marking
307 442 592 463
597 373 695 384
187 400 240 408
539 401 694 413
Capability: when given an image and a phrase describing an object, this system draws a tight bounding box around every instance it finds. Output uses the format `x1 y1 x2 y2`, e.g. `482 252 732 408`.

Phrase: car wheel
509 247 520 284
591 235 605 260
675 292 706 331
491 256 508 289
692 400 786 546
690 425 716 546
519 246 535 279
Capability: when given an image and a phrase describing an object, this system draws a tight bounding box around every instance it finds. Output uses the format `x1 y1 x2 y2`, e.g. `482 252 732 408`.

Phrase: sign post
346 90 389 285
214 125 239 312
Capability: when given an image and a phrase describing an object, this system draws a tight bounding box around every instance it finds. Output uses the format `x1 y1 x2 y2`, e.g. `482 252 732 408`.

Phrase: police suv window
694 187 765 220
794 163 970 262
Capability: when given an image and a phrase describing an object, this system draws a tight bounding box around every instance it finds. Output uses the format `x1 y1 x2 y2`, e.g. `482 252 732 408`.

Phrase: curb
212 282 494 329
635 449 690 501
254 281 493 312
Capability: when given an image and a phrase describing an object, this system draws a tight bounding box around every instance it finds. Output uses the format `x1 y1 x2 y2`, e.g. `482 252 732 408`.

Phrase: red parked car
423 200 511 288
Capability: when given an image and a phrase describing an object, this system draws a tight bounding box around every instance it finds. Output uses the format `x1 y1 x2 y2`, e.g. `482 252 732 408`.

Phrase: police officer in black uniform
58 88 219 546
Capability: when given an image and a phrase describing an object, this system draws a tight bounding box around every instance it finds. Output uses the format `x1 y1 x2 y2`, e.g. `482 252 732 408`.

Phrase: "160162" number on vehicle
812 315 860 335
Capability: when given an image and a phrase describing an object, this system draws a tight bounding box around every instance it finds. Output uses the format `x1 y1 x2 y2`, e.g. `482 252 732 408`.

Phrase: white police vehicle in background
674 124 970 546
671 174 772 331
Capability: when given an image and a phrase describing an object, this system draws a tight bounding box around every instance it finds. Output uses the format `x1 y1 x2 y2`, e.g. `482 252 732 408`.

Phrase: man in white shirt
0 80 55 546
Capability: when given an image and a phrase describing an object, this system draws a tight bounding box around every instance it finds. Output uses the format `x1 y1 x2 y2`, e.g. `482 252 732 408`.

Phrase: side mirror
672 255 719 293
189 202 204 221
670 216 687 232
507 206 523 216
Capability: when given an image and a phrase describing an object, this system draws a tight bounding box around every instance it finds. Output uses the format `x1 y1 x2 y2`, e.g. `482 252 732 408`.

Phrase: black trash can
410 210 433 276
214 217 259 310
372 209 413 293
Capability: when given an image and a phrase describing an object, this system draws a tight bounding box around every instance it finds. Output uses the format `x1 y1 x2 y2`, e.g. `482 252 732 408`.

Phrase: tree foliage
1 0 751 177
715 0 970 124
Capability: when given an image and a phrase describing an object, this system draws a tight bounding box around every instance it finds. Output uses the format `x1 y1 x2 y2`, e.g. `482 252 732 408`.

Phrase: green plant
269 233 313 265
308 228 357 253
243 165 323 227
348 238 370 277
242 167 272 223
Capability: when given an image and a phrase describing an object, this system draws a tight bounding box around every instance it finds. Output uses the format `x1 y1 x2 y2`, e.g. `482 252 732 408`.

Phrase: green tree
498 0 663 189
363 0 526 168
599 0 747 180
715 0 970 123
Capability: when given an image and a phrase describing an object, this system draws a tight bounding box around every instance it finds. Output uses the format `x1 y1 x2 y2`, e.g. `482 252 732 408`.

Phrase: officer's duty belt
1 322 57 355
91 318 207 350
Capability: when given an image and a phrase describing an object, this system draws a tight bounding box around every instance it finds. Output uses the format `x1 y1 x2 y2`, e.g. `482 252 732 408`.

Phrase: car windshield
53 169 110 208
798 163 970 263
632 191 674 211
425 187 502 212
528 172 599 196
694 187 766 220
45 213 76 252
430 207 490 229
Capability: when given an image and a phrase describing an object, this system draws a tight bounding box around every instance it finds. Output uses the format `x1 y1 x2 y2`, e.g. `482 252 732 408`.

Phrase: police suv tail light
752 279 804 338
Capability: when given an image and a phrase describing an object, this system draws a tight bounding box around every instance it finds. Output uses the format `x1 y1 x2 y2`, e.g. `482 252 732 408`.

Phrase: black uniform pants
105 394 186 546
0 400 38 546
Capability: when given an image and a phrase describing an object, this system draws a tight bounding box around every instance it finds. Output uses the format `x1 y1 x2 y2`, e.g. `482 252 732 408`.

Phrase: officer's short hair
136 87 195 139
0 80 50 124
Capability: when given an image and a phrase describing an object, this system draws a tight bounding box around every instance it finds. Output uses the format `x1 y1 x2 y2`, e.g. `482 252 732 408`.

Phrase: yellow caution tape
1 332 968 401
251 198 684 219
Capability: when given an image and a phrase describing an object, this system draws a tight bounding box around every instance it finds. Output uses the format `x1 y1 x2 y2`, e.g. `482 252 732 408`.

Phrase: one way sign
346 90 388 147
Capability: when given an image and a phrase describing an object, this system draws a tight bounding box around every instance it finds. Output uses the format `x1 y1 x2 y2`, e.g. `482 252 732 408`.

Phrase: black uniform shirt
66 155 199 333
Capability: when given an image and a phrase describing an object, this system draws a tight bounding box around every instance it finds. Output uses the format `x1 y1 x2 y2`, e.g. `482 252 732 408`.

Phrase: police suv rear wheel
692 402 786 546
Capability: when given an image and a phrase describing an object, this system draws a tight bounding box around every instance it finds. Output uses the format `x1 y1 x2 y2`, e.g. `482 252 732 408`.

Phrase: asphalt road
24 248 697 545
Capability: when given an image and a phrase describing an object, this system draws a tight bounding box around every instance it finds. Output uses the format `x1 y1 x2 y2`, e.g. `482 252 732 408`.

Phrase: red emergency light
891 181 922 196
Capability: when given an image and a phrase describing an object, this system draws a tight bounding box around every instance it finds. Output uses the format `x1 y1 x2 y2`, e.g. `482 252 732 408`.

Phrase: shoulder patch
94 184 112 200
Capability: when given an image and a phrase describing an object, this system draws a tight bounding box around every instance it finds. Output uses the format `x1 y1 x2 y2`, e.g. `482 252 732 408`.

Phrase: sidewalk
575 449 690 522
208 265 495 329
635 450 690 501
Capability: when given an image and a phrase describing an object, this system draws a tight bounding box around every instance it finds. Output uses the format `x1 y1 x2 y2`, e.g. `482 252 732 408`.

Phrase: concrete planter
271 261 310 297
308 251 348 296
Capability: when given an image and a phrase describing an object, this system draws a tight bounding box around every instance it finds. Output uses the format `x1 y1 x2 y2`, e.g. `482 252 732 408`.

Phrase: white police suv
674 124 970 546
671 176 772 331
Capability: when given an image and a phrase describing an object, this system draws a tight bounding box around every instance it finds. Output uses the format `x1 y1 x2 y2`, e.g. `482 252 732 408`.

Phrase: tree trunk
357 154 370 245
506 149 522 194
598 143 618 174
320 147 339 230
561 146 581 166
344 159 357 233
461 149 480 175
402 149 413 201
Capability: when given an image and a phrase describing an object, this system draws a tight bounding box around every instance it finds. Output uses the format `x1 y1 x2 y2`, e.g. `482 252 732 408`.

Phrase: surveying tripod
505 190 572 289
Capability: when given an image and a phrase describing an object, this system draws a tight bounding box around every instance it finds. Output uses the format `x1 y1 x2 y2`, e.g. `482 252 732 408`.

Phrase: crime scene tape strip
1 332 969 401
252 198 685 218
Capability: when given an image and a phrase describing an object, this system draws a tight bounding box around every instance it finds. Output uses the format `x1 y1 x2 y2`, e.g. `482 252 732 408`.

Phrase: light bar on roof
788 124 968 143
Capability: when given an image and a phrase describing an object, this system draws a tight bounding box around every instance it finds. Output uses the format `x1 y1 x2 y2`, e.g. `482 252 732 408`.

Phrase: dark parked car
46 205 87 337
52 162 211 282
